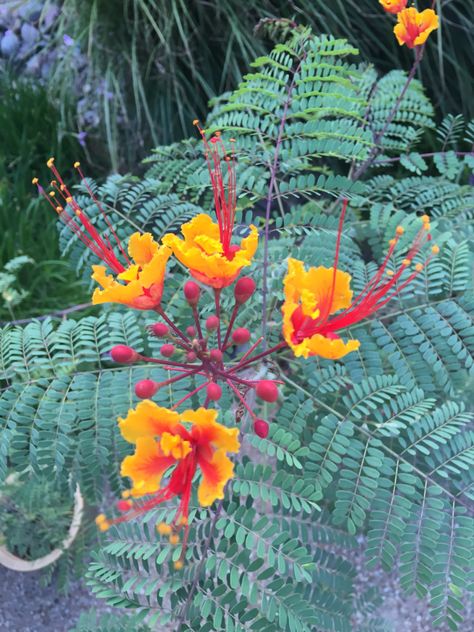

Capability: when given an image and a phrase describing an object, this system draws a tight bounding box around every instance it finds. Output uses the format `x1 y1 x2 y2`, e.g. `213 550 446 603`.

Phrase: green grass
0 76 88 321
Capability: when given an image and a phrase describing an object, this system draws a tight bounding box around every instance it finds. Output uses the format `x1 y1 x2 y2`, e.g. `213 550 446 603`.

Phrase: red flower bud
234 276 256 304
135 379 159 399
210 349 223 363
255 380 279 403
232 327 250 345
160 343 176 358
184 281 201 305
110 345 138 363
186 325 196 337
116 499 132 512
186 351 197 362
150 322 169 337
206 382 222 401
206 315 219 331
253 419 269 438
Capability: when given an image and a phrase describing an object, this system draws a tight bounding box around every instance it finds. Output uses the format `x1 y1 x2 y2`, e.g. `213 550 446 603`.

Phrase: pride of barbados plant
4 7 474 632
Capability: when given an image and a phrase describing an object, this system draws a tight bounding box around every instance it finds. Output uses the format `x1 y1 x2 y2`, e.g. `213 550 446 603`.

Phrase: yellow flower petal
128 232 158 266
121 436 176 496
197 448 235 506
394 8 439 49
160 432 192 460
119 400 181 443
181 408 240 453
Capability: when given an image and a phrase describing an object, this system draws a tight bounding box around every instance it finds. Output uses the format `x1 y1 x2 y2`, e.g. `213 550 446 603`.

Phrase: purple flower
63 34 74 47
78 130 87 147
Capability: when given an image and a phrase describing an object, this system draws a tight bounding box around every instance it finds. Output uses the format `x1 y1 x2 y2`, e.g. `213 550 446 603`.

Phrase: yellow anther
432 245 440 254
32 177 39 185
415 263 424 272
423 223 430 231
97 521 110 532
396 226 404 235
60 184 66 191
157 522 172 536
75 210 82 217
49 191 55 197
169 534 180 545
386 270 394 277
47 157 55 167
179 516 188 526
174 560 184 570
121 489 131 499
388 239 396 247
192 119 199 125
421 214 430 223
50 180 57 186
95 513 106 524
402 258 411 266
66 197 73 204
73 161 81 168
55 206 62 213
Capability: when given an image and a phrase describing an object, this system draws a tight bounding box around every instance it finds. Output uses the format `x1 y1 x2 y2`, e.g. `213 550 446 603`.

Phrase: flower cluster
379 1 438 49
35 123 438 565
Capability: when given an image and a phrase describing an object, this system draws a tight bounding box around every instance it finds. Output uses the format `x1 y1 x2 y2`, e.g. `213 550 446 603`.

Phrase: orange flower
162 125 258 288
379 0 407 14
163 213 258 289
35 159 171 310
394 8 439 48
282 206 437 360
92 232 171 310
97 402 240 566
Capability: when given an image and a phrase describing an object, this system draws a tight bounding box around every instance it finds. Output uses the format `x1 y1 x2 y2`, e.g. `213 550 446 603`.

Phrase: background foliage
1 22 473 630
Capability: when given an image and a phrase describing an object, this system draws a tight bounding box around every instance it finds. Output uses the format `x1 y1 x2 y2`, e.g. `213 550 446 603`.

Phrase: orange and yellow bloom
163 213 258 289
97 401 240 566
35 159 171 311
394 8 439 48
282 206 437 360
379 0 407 15
163 124 258 288
92 232 171 310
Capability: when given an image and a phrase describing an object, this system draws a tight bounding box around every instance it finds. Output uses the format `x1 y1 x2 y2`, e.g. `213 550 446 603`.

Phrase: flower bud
206 382 222 401
116 499 132 512
210 349 223 363
255 380 279 403
135 379 159 399
184 280 201 306
150 322 169 337
253 419 269 438
186 325 196 337
232 327 250 345
234 276 256 304
160 343 176 358
186 351 197 362
110 344 138 363
206 315 219 331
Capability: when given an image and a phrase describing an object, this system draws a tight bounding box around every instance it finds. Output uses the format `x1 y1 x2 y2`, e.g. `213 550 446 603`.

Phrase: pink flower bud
234 276 256 304
184 281 201 306
150 323 169 337
232 327 250 345
116 499 132 512
255 380 279 403
186 325 196 337
160 343 175 358
206 382 222 401
186 351 197 362
110 345 138 363
210 349 223 363
253 419 269 438
135 379 159 399
206 315 219 331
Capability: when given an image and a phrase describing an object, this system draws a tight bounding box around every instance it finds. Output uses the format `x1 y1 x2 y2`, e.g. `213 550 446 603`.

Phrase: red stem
229 340 287 374
222 303 239 348
171 381 208 410
214 289 222 349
